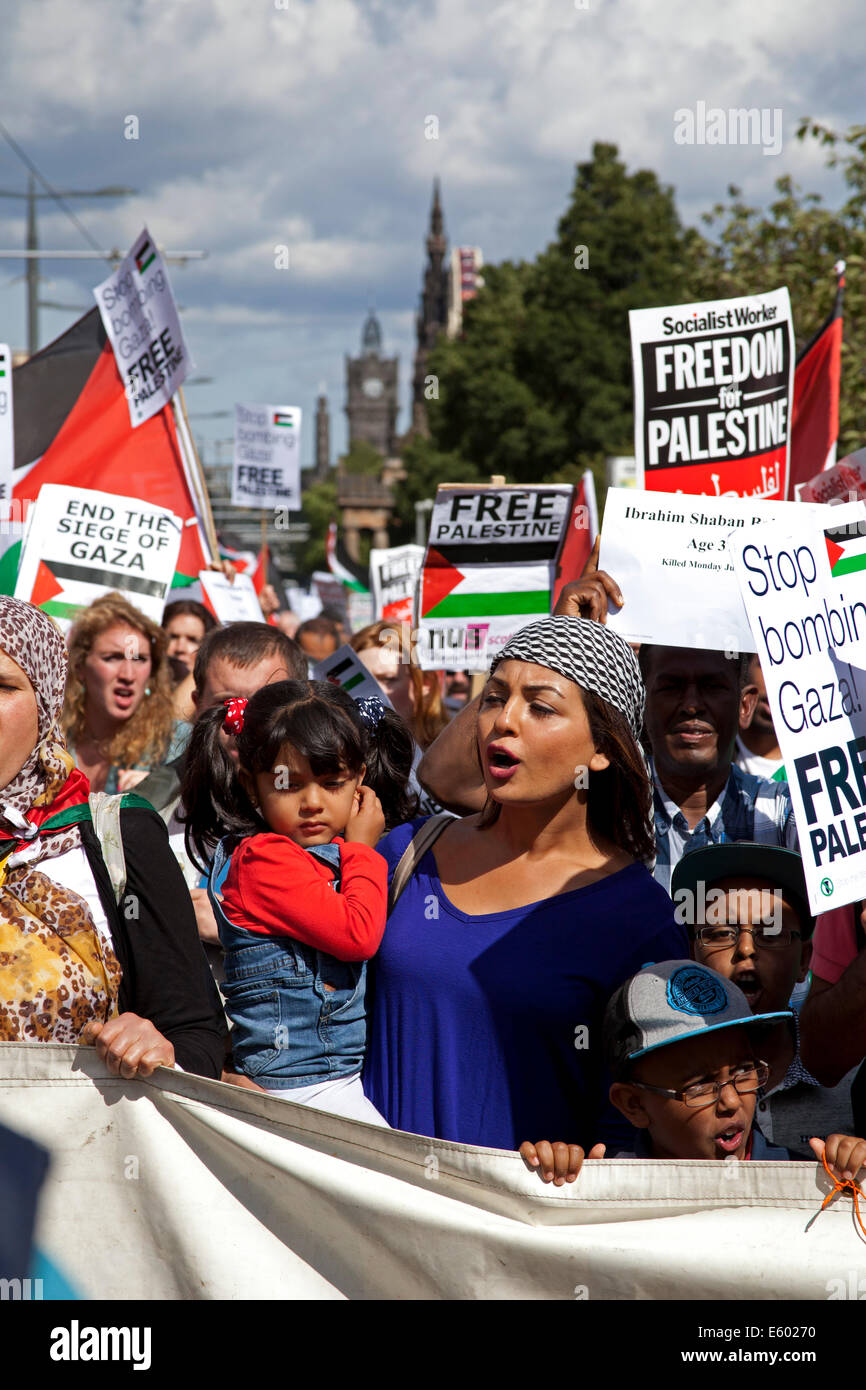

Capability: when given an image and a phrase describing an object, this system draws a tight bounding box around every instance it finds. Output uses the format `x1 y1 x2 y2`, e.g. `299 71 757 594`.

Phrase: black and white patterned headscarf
489 616 645 739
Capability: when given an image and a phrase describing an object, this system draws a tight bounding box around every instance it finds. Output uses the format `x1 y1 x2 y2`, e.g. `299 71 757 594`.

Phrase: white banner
199 569 264 624
601 488 824 652
0 1045 854 1301
369 544 424 625
733 501 866 914
0 343 13 512
93 227 191 427
232 403 302 510
630 287 794 499
13 484 181 628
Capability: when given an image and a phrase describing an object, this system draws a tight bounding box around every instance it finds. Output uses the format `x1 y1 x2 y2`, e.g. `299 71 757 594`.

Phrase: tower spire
411 178 449 435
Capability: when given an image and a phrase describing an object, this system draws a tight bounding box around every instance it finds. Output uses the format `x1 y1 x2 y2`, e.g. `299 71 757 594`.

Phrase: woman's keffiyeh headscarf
0 595 75 834
0 597 121 1043
489 616 645 739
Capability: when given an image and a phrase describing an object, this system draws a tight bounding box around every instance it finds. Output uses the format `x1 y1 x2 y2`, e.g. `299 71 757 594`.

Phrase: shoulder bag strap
387 812 456 916
88 792 127 905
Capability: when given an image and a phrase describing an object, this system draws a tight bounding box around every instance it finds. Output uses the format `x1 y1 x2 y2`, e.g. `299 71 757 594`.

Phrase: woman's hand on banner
553 536 623 623
81 1013 176 1078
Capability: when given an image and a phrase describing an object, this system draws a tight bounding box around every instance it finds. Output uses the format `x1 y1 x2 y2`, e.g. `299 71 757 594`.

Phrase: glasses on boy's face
695 925 801 950
631 1061 770 1108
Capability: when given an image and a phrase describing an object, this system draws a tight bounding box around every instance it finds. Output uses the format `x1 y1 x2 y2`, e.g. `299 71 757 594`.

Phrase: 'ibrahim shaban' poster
630 287 794 501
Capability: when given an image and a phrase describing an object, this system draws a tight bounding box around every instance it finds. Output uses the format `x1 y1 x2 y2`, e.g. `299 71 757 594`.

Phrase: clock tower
345 309 399 457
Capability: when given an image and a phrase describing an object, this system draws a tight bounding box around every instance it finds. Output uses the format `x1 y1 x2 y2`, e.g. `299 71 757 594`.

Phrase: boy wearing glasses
671 842 855 1157
520 960 866 1183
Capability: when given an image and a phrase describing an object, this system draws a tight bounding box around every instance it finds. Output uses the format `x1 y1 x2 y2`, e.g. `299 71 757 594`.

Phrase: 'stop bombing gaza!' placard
630 287 794 501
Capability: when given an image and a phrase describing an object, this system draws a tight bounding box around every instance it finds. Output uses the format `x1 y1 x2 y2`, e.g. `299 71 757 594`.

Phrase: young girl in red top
182 679 417 1123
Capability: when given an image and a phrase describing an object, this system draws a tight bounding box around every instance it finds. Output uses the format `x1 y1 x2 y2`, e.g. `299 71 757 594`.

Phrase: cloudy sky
0 0 861 467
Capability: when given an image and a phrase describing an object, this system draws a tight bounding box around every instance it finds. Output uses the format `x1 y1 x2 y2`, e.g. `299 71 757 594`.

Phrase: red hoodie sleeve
221 835 387 962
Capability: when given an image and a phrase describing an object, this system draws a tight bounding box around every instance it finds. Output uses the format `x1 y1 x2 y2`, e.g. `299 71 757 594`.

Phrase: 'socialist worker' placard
14 484 182 630
417 484 572 671
94 227 191 428
630 286 794 500
231 403 302 510
733 501 866 914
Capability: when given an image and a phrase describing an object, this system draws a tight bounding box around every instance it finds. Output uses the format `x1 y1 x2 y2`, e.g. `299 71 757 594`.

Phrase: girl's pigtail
360 704 419 830
180 703 262 873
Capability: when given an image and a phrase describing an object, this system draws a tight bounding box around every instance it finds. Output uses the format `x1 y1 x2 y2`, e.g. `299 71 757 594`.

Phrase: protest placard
732 501 866 913
0 344 12 512
630 287 794 499
369 544 424 624
600 487 825 653
312 644 394 707
14 484 181 628
231 404 302 510
416 483 573 671
312 570 348 619
199 569 264 624
799 447 866 505
93 228 191 427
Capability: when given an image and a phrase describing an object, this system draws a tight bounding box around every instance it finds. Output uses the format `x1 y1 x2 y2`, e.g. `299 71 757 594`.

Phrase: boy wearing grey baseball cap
520 960 866 1185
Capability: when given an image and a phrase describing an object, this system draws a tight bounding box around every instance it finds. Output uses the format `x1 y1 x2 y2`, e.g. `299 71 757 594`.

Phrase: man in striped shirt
639 643 798 896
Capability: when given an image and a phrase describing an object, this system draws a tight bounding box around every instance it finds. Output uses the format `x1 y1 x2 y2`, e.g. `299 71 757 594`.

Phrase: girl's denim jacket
209 836 367 1088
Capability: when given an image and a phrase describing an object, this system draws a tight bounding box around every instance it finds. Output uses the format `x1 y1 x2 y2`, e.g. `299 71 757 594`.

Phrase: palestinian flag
824 527 866 580
219 536 270 596
552 472 597 609
134 237 156 275
787 268 845 498
7 308 213 594
272 412 294 428
326 522 369 595
421 551 552 620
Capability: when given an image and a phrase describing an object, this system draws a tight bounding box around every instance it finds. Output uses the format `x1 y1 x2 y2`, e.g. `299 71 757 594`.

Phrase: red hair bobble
222 697 248 735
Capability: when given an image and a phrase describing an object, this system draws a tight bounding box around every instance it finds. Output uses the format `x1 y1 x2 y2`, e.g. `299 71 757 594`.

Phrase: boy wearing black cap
671 842 855 1157
520 960 866 1184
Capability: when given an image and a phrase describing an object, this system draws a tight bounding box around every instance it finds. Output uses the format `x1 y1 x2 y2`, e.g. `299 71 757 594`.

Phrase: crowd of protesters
1 549 865 1195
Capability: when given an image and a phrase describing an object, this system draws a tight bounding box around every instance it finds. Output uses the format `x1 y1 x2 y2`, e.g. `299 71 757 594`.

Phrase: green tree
413 143 697 506
295 477 337 574
388 437 483 546
340 439 385 475
685 121 866 456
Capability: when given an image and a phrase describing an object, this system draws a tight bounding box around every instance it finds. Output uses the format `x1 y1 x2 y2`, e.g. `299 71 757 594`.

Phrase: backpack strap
388 812 456 916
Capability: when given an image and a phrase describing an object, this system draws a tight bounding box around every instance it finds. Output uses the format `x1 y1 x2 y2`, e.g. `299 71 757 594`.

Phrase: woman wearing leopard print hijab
0 597 225 1078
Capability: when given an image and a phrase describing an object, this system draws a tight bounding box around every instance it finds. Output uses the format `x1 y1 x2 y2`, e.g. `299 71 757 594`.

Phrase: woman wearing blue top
363 616 688 1152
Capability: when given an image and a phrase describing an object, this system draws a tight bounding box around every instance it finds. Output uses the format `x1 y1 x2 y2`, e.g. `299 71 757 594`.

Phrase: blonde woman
63 592 188 793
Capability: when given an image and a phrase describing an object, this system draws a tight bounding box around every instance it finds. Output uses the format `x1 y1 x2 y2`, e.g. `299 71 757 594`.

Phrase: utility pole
0 181 135 354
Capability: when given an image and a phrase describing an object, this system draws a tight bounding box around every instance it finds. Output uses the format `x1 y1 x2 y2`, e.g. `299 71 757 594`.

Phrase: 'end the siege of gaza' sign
630 287 794 501
732 501 866 914
14 485 181 630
